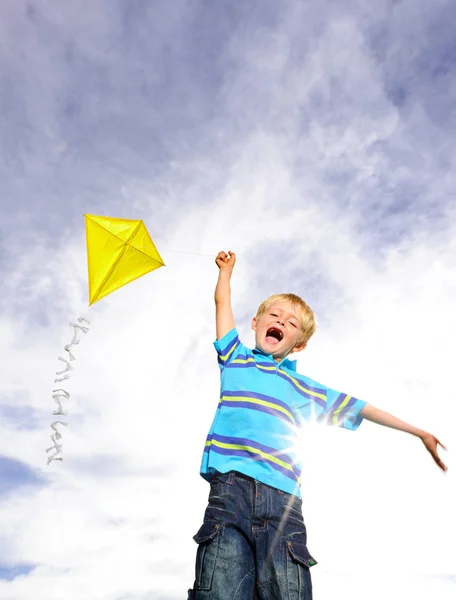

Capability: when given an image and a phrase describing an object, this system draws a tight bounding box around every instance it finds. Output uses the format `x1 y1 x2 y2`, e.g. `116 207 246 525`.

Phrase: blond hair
255 293 316 344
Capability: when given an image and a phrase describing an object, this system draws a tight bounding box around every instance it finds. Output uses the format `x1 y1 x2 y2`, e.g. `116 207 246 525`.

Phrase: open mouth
265 327 283 345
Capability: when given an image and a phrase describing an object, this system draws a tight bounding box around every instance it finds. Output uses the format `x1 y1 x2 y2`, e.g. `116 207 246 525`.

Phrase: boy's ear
293 342 307 353
251 317 258 331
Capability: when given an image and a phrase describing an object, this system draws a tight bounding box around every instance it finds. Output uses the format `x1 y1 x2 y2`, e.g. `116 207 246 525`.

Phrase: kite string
159 248 214 258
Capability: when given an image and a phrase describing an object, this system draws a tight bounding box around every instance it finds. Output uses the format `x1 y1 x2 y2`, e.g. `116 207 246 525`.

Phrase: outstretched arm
360 404 448 471
215 251 236 340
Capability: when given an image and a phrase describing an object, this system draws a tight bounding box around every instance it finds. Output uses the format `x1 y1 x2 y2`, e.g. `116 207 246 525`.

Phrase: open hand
215 251 236 271
420 432 448 471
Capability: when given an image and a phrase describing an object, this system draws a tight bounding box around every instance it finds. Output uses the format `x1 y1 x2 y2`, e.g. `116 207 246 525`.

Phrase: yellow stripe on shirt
229 358 327 402
331 394 352 425
205 438 302 484
220 394 296 425
219 341 240 363
277 369 327 402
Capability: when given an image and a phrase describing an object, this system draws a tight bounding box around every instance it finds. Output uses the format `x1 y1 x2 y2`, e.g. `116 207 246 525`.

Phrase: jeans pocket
286 535 317 600
287 537 317 568
193 522 222 591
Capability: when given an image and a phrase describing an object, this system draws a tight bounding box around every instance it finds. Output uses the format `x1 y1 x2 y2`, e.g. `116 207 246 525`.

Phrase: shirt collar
252 348 297 371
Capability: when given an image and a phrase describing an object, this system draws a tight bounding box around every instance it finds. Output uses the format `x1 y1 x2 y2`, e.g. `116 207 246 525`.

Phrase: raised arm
215 251 236 340
360 404 448 471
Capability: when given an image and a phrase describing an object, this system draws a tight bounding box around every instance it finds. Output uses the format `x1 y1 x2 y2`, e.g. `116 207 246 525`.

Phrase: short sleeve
213 328 242 369
318 388 367 431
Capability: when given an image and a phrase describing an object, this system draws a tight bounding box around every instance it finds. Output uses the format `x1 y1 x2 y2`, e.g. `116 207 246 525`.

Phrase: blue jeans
187 471 316 599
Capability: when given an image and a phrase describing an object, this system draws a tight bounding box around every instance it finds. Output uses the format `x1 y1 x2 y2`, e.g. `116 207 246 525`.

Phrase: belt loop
227 471 235 485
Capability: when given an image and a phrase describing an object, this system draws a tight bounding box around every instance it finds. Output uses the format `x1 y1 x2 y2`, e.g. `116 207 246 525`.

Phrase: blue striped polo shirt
200 328 367 497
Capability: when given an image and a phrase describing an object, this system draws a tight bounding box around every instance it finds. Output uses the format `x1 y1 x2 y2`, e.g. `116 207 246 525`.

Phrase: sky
0 0 455 598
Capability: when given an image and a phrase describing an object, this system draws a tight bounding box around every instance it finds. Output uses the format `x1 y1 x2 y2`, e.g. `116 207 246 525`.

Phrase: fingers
435 455 448 471
423 434 448 472
437 439 447 451
215 250 236 268
431 446 448 472
216 250 235 260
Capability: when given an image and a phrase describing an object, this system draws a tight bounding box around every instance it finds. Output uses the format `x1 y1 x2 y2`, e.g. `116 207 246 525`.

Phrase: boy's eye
290 322 297 328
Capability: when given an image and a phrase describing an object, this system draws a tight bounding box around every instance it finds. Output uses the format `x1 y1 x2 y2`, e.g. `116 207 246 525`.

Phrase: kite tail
46 316 91 465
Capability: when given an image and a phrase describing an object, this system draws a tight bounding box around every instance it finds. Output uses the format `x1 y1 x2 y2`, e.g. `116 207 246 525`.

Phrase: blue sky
1 1 455 599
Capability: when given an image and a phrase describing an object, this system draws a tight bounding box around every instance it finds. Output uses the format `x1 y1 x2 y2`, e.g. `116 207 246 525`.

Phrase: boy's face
251 301 307 362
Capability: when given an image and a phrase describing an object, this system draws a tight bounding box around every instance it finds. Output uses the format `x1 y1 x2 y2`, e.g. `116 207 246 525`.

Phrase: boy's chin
264 343 290 358
256 339 290 356
262 342 281 353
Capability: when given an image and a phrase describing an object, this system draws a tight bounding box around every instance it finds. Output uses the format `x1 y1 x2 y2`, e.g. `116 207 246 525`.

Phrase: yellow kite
84 214 165 304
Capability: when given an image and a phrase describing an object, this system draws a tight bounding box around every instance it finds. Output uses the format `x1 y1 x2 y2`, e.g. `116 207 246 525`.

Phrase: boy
187 251 447 600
